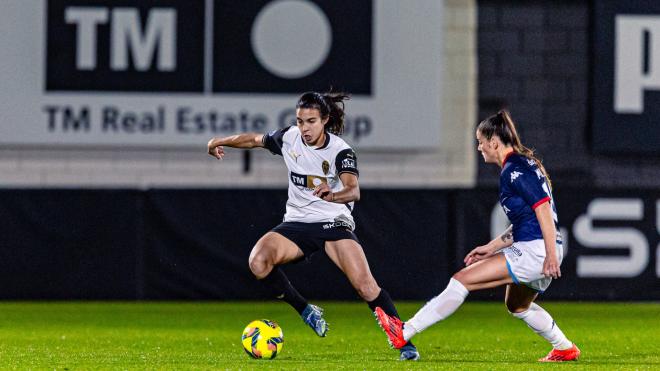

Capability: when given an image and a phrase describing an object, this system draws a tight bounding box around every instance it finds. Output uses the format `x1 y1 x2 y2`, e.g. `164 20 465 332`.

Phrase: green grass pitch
0 301 657 370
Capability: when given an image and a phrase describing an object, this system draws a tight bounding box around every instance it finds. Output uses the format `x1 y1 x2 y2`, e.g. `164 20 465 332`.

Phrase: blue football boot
399 343 420 361
301 304 328 337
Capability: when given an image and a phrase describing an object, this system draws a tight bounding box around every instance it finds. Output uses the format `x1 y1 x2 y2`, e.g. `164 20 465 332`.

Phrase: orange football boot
538 343 581 362
374 307 407 349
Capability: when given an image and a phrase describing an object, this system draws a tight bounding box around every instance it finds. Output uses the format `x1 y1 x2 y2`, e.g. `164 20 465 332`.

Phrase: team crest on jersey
322 160 330 175
510 171 522 182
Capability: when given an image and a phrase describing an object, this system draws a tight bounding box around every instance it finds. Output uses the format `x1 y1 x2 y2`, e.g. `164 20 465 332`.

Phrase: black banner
0 189 656 300
0 190 140 299
45 0 372 94
46 0 205 92
143 190 449 300
212 0 372 94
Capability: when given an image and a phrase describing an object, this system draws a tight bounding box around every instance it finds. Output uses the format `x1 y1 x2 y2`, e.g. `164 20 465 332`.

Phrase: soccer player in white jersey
375 110 580 362
207 91 420 361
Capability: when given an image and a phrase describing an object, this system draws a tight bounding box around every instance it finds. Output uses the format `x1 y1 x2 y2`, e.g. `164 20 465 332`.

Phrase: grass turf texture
0 302 657 370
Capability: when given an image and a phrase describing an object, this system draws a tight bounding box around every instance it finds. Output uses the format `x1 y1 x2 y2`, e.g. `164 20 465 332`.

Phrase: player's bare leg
506 284 579 362
324 239 379 301
452 253 512 291
249 232 303 279
249 232 328 337
325 239 420 360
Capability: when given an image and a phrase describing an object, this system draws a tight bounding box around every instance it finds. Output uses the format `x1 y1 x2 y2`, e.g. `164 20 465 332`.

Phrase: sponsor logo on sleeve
342 158 356 169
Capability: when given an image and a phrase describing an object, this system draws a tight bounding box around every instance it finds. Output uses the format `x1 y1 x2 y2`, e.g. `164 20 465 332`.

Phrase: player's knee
451 271 470 290
506 301 530 314
248 250 272 278
354 279 379 301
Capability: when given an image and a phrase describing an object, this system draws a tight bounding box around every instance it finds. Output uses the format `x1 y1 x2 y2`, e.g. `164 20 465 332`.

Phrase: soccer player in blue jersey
376 110 580 362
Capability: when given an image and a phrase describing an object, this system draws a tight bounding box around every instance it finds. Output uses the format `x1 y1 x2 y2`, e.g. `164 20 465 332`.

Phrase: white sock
512 303 573 350
403 278 469 341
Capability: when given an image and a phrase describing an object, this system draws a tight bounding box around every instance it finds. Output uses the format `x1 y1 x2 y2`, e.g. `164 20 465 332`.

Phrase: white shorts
501 239 563 293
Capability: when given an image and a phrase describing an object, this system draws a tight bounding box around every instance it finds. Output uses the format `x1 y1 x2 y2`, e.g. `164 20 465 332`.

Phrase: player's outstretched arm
207 133 265 159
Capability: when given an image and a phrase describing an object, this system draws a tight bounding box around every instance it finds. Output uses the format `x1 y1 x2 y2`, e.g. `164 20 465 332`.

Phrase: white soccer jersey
262 126 359 228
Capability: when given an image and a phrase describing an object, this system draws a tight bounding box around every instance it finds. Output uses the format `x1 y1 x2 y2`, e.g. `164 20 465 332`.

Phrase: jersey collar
300 131 331 150
502 151 516 167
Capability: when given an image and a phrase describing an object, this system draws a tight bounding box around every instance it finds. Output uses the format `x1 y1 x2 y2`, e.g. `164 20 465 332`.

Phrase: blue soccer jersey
499 152 558 242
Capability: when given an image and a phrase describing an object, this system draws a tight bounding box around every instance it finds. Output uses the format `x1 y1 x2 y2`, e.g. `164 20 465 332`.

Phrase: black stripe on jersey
335 148 359 177
262 126 292 156
318 132 331 150
337 170 359 177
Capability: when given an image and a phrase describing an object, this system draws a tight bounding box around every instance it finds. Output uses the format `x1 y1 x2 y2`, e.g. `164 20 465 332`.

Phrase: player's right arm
207 133 265 159
464 225 513 266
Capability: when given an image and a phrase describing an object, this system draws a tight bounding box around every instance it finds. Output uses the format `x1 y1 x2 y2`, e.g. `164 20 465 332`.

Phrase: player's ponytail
478 110 552 189
296 91 350 136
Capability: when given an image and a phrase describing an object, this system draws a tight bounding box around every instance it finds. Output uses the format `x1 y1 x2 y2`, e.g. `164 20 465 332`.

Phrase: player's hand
542 255 561 279
464 244 495 266
207 138 225 160
313 183 333 201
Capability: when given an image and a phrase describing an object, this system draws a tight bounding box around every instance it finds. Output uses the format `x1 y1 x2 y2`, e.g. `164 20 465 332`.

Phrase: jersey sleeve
510 167 550 210
335 148 359 177
261 126 291 156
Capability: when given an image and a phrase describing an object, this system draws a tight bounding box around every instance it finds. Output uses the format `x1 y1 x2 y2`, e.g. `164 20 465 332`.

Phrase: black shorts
271 221 360 260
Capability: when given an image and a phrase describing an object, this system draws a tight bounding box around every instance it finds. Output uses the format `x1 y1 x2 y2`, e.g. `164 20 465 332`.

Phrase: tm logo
65 7 176 71
46 0 204 92
291 173 305 187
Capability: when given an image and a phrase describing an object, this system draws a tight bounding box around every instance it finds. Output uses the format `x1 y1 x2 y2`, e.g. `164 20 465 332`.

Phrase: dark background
0 189 656 301
212 0 372 94
477 0 660 187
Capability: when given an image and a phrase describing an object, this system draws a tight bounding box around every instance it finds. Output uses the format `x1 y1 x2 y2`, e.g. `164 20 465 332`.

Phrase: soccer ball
241 319 284 359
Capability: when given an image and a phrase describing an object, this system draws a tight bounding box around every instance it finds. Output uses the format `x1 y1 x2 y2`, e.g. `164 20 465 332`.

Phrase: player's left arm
511 166 560 278
535 201 561 279
313 148 360 202
313 173 360 203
